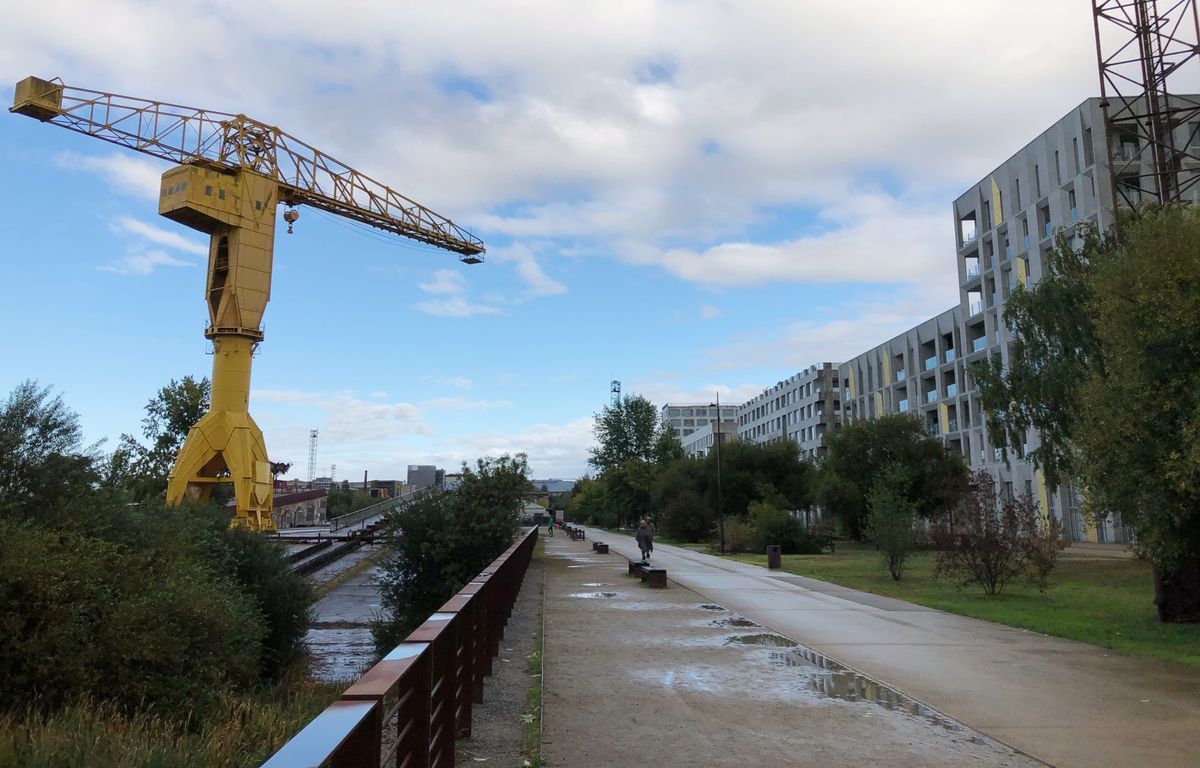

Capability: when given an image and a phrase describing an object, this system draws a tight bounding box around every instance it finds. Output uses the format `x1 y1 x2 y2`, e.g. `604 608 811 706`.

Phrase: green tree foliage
748 488 821 555
866 464 918 581
0 381 97 521
820 413 968 540
373 454 529 653
652 427 686 466
0 382 314 720
325 486 377 519
707 440 815 518
117 376 210 500
975 208 1200 621
587 394 662 474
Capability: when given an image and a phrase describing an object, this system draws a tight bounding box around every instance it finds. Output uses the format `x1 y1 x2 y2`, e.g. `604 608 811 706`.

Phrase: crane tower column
161 164 278 531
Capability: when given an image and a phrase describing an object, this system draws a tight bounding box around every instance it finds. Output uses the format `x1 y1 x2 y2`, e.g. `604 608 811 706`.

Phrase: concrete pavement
577 526 1200 768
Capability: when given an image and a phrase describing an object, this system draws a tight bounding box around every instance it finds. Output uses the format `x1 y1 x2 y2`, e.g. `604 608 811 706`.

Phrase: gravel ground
455 545 545 766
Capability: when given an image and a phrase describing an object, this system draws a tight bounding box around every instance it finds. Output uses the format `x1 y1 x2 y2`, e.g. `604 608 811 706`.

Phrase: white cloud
98 248 193 275
431 417 596 478
488 243 566 297
700 304 721 319
422 397 512 410
415 269 501 317
255 388 429 443
114 217 208 255
55 151 165 201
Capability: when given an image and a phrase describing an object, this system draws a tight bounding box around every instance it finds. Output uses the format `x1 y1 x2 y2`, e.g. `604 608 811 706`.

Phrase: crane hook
283 207 299 234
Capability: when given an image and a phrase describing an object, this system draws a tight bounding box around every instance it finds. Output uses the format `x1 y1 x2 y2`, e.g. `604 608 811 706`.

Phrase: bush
716 516 755 553
867 465 917 581
660 489 713 542
373 455 527 654
0 520 264 719
749 501 822 555
933 471 1066 595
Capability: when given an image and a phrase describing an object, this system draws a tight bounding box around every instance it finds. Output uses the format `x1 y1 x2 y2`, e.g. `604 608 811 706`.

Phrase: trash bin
767 544 782 569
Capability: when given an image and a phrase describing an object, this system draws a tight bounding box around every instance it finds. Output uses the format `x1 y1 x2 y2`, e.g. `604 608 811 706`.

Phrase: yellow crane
11 76 485 532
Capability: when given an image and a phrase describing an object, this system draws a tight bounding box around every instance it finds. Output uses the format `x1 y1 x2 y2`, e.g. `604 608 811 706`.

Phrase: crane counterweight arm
11 76 485 258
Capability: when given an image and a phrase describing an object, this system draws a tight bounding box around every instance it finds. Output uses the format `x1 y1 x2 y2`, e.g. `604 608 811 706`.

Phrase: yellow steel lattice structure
11 76 485 531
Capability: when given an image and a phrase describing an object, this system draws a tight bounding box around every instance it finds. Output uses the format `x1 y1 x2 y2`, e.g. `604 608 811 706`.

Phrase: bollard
767 544 782 570
596 543 609 554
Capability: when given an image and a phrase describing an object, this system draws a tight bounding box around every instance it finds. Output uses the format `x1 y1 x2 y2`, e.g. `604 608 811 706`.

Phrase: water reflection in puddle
768 646 964 732
581 582 612 587
711 616 759 628
569 592 618 599
698 604 725 611
725 633 797 648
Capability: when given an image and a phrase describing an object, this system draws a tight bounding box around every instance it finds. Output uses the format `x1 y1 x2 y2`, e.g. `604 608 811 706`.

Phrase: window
1072 137 1080 174
1035 164 1042 197
205 185 213 196
1015 177 1021 209
1054 151 1061 185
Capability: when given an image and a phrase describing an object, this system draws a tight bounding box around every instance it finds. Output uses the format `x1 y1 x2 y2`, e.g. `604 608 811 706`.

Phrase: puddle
768 645 965 731
698 604 725 611
725 633 797 648
569 592 618 599
581 582 612 587
711 616 759 628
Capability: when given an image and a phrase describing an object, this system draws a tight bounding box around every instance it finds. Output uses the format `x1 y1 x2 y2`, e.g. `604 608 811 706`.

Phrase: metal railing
328 488 423 532
262 525 539 768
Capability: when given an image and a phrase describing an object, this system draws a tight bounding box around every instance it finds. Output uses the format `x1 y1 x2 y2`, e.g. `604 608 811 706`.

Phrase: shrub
373 455 527 654
933 471 1066 595
749 501 822 555
867 465 917 581
660 489 713 542
716 516 755 553
0 520 264 719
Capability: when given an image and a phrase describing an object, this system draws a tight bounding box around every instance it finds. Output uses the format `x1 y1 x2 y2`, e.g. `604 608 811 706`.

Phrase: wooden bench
641 567 667 588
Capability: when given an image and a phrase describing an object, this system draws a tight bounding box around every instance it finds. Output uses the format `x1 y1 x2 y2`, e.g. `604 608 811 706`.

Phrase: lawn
722 548 1200 669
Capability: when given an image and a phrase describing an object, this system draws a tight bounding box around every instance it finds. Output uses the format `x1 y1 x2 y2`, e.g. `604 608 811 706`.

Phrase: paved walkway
568 527 1200 768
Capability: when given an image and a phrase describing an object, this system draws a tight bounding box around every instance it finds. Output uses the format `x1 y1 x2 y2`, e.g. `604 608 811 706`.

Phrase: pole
715 391 725 554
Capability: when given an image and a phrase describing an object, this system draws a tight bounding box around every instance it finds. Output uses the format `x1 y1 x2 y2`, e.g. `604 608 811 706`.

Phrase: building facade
680 420 738 458
272 489 328 528
737 363 840 459
661 403 739 439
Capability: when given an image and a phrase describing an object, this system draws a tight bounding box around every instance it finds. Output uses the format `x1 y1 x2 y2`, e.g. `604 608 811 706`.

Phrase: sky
0 1 1112 480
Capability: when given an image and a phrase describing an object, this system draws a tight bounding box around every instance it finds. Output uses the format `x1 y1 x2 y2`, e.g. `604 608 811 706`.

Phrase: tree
975 207 1200 621
588 394 662 475
373 454 528 652
118 376 210 499
652 427 686 466
0 380 97 521
933 471 1064 596
820 414 968 540
867 464 918 581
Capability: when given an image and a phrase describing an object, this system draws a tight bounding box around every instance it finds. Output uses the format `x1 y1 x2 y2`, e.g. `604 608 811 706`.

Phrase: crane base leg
166 409 275 532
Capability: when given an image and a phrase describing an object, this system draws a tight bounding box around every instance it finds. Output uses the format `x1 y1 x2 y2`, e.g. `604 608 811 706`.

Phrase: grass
522 540 546 767
721 548 1200 669
0 669 341 767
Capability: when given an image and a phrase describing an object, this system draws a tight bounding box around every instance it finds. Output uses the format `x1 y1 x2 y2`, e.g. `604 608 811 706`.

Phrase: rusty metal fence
261 525 539 768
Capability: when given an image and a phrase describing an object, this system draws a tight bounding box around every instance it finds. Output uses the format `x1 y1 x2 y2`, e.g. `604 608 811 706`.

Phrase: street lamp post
712 391 725 554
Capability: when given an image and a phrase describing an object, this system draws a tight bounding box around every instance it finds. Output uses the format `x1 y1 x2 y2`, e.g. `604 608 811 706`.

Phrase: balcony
925 390 938 404
971 336 988 352
1004 243 1012 260
1023 235 1030 251
898 399 909 412
965 263 982 279
947 418 959 432
924 355 937 371
1043 221 1053 239
961 231 978 248
969 300 984 316
944 348 956 363
945 383 958 397
896 369 906 382
1070 207 1079 222
927 423 940 437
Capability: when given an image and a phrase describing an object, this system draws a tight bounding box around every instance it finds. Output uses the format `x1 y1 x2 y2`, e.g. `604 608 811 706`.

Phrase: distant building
680 420 737 458
272 489 327 528
661 402 739 439
737 363 840 459
407 465 445 491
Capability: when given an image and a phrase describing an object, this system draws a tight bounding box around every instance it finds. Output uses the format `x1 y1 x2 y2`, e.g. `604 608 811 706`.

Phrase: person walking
547 517 555 536
636 518 654 561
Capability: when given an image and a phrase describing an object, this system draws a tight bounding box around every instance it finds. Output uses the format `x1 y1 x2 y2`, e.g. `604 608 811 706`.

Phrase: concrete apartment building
839 96 1200 543
661 403 739 439
680 420 738 459
737 363 841 459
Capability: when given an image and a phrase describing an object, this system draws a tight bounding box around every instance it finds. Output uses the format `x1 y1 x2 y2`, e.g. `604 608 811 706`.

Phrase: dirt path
540 535 1040 767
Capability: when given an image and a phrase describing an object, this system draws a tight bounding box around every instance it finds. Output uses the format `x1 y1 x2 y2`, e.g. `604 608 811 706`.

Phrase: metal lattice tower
1093 0 1200 215
610 379 621 407
307 429 318 484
